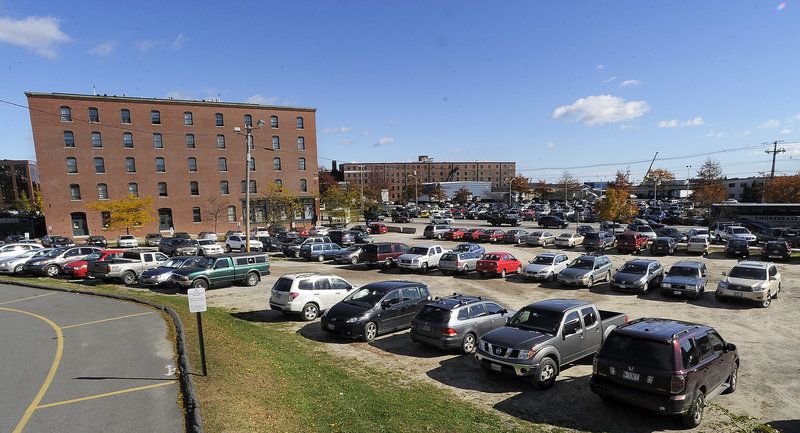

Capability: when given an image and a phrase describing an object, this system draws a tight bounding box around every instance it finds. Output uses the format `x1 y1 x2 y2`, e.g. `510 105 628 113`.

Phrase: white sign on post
187 288 207 313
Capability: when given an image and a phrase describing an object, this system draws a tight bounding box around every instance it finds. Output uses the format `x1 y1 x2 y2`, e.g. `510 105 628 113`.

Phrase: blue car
453 243 485 256
300 242 346 262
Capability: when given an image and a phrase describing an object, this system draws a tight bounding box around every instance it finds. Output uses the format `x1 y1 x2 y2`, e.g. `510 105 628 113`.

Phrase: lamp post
235 119 264 252
685 165 692 196
505 177 512 206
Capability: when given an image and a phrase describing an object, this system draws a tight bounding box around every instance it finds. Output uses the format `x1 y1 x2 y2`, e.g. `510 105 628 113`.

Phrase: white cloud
596 64 605 70
658 117 704 128
88 41 114 56
172 33 187 49
323 126 352 134
780 128 792 134
602 76 617 84
546 142 556 149
0 16 71 59
552 95 650 126
619 79 640 88
702 129 724 139
136 39 161 52
246 94 281 105
759 119 781 128
339 139 354 145
372 137 394 147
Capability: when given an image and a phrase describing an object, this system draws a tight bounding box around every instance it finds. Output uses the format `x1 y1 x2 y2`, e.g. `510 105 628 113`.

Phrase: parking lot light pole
235 120 265 253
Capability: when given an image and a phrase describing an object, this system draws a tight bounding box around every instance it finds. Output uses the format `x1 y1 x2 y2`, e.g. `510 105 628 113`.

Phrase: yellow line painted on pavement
0 307 63 433
0 292 57 306
36 381 177 409
60 311 155 329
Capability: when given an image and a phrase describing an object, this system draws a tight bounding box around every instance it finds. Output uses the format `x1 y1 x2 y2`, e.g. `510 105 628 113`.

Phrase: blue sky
1 1 799 182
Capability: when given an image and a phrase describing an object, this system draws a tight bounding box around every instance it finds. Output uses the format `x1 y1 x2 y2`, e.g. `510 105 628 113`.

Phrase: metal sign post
187 287 208 376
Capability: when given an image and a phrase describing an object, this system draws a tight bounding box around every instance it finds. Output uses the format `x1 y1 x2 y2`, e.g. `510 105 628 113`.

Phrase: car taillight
456 261 461 267
105 265 111 272
442 328 457 336
288 292 300 300
671 375 686 394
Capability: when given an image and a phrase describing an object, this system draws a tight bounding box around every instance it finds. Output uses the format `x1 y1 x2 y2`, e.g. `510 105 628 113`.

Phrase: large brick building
27 92 318 238
0 160 38 209
339 156 516 202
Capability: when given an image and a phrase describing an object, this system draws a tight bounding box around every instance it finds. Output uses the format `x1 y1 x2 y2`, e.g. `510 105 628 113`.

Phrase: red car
369 223 388 234
444 228 467 241
295 228 310 237
63 249 124 278
478 229 506 243
476 252 522 278
466 228 487 241
616 232 649 254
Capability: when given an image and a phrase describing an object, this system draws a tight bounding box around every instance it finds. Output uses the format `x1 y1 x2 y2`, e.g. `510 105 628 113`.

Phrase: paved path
0 284 184 433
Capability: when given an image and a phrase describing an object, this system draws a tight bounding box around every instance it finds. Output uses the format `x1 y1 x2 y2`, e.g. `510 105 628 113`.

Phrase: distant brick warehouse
339 156 515 202
27 92 319 238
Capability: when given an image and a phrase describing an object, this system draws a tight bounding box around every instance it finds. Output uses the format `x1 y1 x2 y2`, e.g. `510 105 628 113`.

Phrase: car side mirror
725 343 737 352
721 272 727 276
499 308 507 315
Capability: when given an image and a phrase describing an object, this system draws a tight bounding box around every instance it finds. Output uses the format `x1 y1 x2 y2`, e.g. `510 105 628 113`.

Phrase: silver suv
269 273 356 320
610 259 664 294
438 251 482 275
557 254 613 287
410 294 513 354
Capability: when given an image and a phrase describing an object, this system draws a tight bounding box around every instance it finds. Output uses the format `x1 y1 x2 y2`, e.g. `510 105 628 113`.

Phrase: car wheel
384 258 393 268
318 254 325 262
460 265 468 274
436 234 442 240
349 256 358 265
547 272 556 282
13 264 23 274
588 276 594 287
362 322 377 342
45 265 59 278
293 250 300 258
461 333 477 354
122 271 137 286
516 265 522 274
533 358 558 390
245 272 259 287
420 263 429 273
191 279 208 289
479 271 486 278
760 293 772 308
605 271 611 282
681 391 705 428
724 366 738 394
500 269 507 278
226 245 232 253
774 283 780 299
301 303 319 321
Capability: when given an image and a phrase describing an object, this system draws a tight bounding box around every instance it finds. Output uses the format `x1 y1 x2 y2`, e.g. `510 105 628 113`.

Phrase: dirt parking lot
194 220 798 432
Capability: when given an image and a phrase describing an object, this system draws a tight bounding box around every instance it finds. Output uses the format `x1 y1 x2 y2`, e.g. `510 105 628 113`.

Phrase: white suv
398 244 446 272
116 235 139 248
716 261 781 308
721 226 757 243
225 235 264 252
269 273 356 320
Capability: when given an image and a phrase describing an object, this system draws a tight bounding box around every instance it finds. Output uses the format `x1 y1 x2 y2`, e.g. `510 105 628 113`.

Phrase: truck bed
598 309 627 326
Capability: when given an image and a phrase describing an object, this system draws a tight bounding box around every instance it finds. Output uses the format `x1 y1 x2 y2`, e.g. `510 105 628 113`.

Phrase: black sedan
650 237 678 255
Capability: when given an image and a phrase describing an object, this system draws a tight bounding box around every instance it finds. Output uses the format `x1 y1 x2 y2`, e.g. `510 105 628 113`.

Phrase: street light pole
505 177 512 206
685 165 692 196
236 120 264 253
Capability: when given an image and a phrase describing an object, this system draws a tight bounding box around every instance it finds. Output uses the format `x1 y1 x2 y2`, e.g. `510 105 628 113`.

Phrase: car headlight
752 284 766 292
517 347 537 359
412 258 419 263
718 281 728 289
346 316 364 323
638 278 648 286
538 269 549 274
661 282 670 288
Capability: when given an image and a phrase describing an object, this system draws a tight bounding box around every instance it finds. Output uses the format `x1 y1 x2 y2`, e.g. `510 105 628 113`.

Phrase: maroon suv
478 229 505 243
362 242 408 268
591 318 739 428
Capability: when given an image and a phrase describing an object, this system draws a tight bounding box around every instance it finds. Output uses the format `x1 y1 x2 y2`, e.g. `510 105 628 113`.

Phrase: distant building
723 177 766 201
419 181 492 202
0 160 38 209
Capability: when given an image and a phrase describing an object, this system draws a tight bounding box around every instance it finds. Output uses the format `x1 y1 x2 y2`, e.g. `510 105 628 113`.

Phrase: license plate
419 325 431 332
490 363 502 372
769 255 781 259
326 324 336 330
622 371 640 381
734 292 743 297
673 291 682 295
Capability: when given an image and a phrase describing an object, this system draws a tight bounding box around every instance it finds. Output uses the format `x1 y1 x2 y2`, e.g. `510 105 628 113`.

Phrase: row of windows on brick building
97 204 241 227
61 130 307 151
60 106 305 129
66 156 307 173
67 178 309 201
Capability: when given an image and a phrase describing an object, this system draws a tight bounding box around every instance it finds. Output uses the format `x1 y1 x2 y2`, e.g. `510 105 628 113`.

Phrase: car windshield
598 334 674 370
199 240 216 246
407 247 430 255
638 226 654 232
654 239 670 245
344 287 388 307
507 307 562 334
668 266 700 277
345 246 361 252
530 232 543 237
569 258 594 269
120 235 135 239
729 239 748 246
733 228 750 234
729 266 767 280
689 237 706 243
620 263 648 274
584 233 599 240
531 255 555 265
694 229 708 235
162 258 188 268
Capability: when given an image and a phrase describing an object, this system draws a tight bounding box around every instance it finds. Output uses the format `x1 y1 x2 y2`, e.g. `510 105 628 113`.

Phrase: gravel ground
200 219 800 432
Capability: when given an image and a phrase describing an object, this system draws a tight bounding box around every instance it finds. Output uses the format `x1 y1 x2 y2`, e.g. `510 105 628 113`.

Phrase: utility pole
765 141 786 178
360 163 364 215
235 120 264 252
686 165 692 196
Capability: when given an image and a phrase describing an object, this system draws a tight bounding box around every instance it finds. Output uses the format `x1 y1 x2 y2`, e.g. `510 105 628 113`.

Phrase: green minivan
170 253 270 289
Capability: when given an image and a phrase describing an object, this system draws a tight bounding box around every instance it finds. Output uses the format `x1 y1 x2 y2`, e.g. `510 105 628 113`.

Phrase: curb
0 279 203 433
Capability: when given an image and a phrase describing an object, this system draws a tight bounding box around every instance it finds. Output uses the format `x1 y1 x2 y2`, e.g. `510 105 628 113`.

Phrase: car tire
760 293 771 308
533 358 558 390
420 263 428 273
318 254 325 262
226 245 232 253
681 390 705 428
384 258 393 268
605 271 611 282
45 265 59 278
245 272 259 287
588 276 595 287
191 279 208 289
724 366 738 394
453 331 475 354
293 251 300 258
13 264 23 274
436 234 442 240
362 322 377 342
479 271 486 278
547 273 556 282
301 303 319 321
122 271 137 286
774 284 780 299
500 269 506 278
516 266 522 274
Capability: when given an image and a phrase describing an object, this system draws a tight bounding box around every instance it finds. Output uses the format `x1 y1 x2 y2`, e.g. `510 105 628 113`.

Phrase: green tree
596 186 638 224
262 183 301 225
88 195 156 234
693 159 728 207
453 187 471 204
14 191 32 212
320 184 361 223
32 188 43 213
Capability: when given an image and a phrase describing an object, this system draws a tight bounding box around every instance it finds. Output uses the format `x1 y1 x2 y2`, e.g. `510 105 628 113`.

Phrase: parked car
657 227 687 242
257 236 283 252
328 230 355 247
349 225 371 234
198 231 218 241
465 228 487 241
686 228 710 240
575 225 595 236
522 252 569 281
224 230 245 238
43 235 75 248
116 234 139 248
410 294 513 353
363 210 385 222
616 232 648 254
398 244 446 272
538 215 569 229
333 245 364 265
87 249 170 285
225 235 264 252
600 221 626 236
369 223 389 235
627 224 657 240
391 213 412 223
452 243 485 255
23 246 103 277
145 233 163 246
660 261 708 299
478 229 505 243
348 230 374 244
282 236 332 258
362 242 408 268
197 239 224 256
719 225 757 244
476 252 522 278
270 273 357 320
300 242 346 262
761 240 792 261
687 236 710 255
0 248 52 275
423 224 451 240
583 232 615 251
591 318 738 427
650 237 678 255
610 259 664 294
554 232 584 248
431 216 455 225
477 299 627 389
87 236 108 248
525 231 556 247
138 256 201 286
308 226 330 236
320 281 431 342
557 254 613 287
716 261 781 307
63 249 124 278
756 227 789 244
0 242 43 259
503 229 529 244
438 250 482 275
444 227 467 241
168 238 200 256
486 213 521 227
725 238 750 258
170 253 270 289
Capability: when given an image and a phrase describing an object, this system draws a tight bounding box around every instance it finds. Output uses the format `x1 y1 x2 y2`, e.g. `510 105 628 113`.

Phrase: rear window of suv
272 278 294 292
598 333 674 370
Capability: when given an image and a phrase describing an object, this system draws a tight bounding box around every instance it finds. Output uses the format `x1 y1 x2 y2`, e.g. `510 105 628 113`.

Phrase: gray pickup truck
88 249 169 285
475 299 627 389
